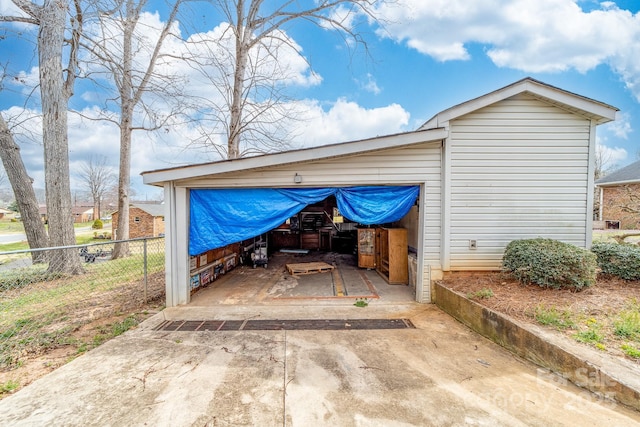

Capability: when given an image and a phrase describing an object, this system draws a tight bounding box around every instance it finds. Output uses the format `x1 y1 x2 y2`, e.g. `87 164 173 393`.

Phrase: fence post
143 239 148 303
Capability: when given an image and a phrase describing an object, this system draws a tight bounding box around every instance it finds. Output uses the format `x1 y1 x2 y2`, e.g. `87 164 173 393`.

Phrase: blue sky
1 0 639 200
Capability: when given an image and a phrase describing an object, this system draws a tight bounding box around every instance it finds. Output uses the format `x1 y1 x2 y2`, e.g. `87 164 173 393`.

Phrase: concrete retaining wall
434 282 640 412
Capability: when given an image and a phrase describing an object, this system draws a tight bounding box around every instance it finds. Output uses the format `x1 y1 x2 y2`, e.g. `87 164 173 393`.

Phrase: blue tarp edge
189 186 419 256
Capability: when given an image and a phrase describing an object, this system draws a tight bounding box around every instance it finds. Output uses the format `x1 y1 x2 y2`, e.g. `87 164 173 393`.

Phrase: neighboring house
0 208 13 220
38 205 93 223
142 77 618 307
111 203 165 239
595 159 640 230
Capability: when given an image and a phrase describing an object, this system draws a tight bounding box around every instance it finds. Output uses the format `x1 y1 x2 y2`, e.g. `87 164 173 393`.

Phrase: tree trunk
0 114 49 262
112 115 132 258
38 0 83 274
228 9 248 160
111 1 135 259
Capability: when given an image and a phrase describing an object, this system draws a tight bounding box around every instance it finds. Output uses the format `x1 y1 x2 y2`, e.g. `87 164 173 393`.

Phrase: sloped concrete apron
434 282 640 412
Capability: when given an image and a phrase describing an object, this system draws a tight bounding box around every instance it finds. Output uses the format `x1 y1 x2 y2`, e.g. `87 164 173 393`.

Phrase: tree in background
186 0 379 159
81 0 185 257
593 144 619 221
77 155 117 221
1 0 82 272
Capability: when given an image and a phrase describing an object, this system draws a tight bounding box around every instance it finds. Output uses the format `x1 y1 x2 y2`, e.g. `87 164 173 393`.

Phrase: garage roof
142 127 447 186
419 77 618 130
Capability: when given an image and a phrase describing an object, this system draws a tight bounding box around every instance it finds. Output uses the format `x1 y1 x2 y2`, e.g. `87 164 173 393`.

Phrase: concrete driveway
1 302 638 426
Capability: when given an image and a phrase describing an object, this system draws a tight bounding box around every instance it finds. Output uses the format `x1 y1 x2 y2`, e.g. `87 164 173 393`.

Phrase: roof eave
596 179 640 187
142 128 447 186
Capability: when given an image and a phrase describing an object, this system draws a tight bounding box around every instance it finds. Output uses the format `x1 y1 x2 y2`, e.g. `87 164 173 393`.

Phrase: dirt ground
438 271 640 363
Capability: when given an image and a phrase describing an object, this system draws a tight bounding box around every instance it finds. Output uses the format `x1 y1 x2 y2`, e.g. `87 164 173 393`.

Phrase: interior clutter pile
188 195 413 294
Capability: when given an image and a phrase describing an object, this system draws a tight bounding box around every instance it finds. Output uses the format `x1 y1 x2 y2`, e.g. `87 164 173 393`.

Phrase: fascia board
524 81 618 123
596 179 640 187
142 128 447 185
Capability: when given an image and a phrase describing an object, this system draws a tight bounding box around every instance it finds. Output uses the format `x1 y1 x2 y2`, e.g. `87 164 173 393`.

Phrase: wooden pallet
286 262 335 276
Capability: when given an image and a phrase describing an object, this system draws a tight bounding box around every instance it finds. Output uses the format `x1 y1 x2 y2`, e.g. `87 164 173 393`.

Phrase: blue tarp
189 186 419 255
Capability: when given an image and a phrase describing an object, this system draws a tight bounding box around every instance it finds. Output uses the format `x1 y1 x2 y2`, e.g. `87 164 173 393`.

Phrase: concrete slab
190 251 414 306
1 304 639 426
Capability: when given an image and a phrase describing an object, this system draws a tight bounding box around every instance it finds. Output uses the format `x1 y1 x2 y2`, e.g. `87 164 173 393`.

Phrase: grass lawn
0 219 25 233
0 220 109 252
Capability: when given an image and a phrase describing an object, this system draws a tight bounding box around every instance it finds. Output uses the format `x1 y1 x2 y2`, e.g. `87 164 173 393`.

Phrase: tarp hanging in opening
189 186 419 255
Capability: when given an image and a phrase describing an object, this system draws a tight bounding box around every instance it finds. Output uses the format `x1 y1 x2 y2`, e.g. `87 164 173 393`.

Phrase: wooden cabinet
375 228 408 285
301 231 320 250
357 228 376 268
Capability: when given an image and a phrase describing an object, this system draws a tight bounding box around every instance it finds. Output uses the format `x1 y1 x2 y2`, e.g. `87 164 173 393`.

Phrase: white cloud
178 22 322 100
372 0 640 98
356 73 381 95
293 98 410 148
603 112 632 139
8 67 40 97
596 139 628 171
0 0 26 17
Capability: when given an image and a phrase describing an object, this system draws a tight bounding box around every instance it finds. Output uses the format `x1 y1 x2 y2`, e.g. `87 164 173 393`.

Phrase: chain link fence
0 238 165 370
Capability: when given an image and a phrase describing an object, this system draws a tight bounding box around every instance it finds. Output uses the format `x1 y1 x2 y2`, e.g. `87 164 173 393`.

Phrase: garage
142 77 618 307
182 185 423 306
144 128 444 307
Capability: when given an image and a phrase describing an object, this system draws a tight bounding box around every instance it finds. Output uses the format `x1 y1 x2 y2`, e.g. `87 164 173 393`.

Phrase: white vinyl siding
180 142 443 301
179 143 438 188
447 94 592 270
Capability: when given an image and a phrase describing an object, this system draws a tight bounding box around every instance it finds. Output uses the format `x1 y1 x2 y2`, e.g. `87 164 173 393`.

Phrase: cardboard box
190 274 200 290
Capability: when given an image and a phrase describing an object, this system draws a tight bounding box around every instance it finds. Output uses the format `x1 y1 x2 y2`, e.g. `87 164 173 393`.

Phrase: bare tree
594 144 617 181
0 113 49 261
77 155 117 221
186 0 378 159
593 144 619 221
1 0 84 273
80 0 185 257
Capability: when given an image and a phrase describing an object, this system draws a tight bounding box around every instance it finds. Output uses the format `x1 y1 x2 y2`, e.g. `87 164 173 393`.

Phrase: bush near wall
591 242 640 280
502 238 597 290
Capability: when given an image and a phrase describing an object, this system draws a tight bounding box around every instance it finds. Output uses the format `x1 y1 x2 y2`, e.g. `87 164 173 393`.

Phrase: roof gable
596 159 640 186
419 77 618 130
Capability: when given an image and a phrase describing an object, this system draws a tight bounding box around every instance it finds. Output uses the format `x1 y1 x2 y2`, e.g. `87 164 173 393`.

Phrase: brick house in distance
111 203 165 239
38 205 94 223
596 159 640 230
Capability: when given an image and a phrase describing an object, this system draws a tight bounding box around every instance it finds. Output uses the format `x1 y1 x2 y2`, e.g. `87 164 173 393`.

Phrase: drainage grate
153 318 415 332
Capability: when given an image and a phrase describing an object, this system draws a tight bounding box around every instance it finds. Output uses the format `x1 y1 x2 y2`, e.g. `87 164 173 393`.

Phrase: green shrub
591 242 640 280
502 238 597 290
92 219 104 230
